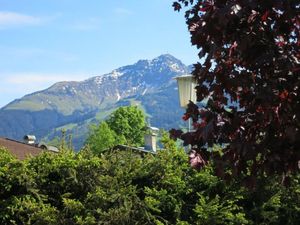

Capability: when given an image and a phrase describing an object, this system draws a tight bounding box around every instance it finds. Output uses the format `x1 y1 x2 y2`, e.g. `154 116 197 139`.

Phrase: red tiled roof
0 137 45 160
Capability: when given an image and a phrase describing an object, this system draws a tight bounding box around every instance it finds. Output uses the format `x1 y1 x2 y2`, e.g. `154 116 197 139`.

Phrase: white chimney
23 135 36 145
144 126 159 152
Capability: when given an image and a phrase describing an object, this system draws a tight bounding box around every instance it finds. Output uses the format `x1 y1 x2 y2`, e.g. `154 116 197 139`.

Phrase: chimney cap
146 126 159 132
23 135 36 141
38 142 59 152
145 126 159 136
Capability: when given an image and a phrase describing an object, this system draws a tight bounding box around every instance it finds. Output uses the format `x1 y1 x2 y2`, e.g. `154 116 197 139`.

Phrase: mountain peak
0 54 189 149
147 54 186 74
153 54 181 62
133 54 181 68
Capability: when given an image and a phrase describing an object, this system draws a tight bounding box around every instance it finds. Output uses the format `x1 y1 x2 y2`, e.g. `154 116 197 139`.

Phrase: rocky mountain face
0 54 191 149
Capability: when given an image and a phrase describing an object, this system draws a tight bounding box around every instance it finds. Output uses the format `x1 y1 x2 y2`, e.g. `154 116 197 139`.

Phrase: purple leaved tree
171 0 299 185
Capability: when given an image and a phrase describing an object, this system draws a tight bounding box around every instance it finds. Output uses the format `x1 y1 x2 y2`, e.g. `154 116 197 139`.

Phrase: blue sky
0 0 198 108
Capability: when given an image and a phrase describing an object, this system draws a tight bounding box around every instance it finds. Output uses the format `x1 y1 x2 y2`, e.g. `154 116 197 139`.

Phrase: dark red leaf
261 10 270 22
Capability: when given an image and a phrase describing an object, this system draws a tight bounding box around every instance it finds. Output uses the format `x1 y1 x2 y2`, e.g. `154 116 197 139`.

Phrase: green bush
1 139 300 224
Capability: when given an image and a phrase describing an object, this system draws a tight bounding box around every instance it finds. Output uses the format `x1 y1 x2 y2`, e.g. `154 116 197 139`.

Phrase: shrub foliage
1 141 300 224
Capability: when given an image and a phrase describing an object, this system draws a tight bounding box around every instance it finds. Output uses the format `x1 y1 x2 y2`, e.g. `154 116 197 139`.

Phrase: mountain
0 54 191 149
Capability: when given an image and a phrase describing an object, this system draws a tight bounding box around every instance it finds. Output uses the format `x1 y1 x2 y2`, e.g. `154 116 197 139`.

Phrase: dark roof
0 137 46 160
113 144 156 155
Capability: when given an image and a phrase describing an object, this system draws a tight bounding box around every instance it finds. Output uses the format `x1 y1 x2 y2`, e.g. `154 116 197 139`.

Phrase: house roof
0 137 47 160
113 144 156 155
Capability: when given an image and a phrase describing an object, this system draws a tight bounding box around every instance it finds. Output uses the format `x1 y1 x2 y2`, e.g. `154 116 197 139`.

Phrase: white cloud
4 73 88 85
114 8 133 16
71 17 101 31
0 45 79 62
0 73 90 107
0 11 42 28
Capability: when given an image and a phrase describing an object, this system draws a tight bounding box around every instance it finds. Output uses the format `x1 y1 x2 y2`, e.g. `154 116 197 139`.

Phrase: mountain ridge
0 54 191 149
